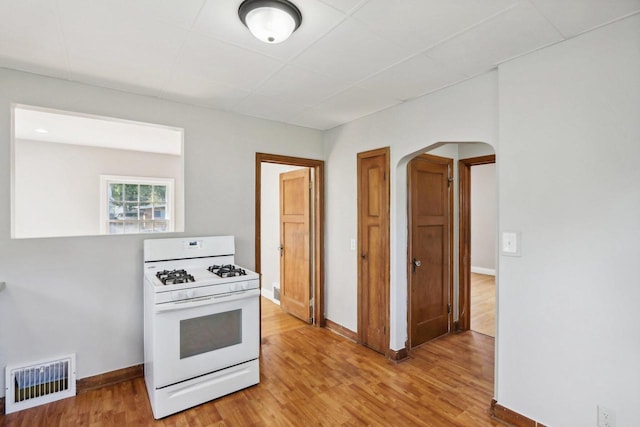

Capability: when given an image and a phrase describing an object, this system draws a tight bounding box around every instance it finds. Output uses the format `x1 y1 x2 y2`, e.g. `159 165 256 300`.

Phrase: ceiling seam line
522 0 567 39
53 0 73 81
340 2 522 97
246 4 363 97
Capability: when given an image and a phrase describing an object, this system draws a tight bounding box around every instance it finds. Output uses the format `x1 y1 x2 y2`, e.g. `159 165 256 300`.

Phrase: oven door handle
155 289 260 313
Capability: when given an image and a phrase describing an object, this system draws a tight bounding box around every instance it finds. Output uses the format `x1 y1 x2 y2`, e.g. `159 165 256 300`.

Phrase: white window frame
99 175 175 235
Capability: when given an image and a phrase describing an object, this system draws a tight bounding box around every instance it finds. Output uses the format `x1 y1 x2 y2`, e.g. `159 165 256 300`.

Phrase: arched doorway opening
396 141 496 348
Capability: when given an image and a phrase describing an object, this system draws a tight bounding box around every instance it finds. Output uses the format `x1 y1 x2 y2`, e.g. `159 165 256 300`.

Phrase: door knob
412 258 421 272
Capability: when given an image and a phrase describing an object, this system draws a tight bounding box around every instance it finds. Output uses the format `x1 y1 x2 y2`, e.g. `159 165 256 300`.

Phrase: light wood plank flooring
470 273 496 338
1 298 499 426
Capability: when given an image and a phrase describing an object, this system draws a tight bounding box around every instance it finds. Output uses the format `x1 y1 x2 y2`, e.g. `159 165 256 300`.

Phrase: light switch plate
501 231 521 256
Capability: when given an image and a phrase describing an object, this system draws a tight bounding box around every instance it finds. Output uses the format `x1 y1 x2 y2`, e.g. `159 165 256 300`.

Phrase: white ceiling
14 105 183 155
1 0 638 130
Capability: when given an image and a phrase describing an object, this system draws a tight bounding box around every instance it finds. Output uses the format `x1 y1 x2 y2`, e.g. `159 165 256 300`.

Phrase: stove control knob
186 290 195 298
172 291 183 301
230 283 237 292
241 282 248 290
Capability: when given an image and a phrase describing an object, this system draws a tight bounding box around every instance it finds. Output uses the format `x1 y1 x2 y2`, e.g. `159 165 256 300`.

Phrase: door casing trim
255 153 325 327
458 154 496 331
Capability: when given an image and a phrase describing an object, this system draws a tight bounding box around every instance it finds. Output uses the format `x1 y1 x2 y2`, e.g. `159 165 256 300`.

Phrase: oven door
152 288 260 388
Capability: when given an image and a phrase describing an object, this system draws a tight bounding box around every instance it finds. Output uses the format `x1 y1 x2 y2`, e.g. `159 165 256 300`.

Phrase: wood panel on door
408 154 452 348
357 148 390 355
280 168 312 323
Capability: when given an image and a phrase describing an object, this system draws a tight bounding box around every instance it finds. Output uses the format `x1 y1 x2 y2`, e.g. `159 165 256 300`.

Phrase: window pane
109 222 123 234
124 202 139 219
124 221 139 233
140 185 152 202
109 202 123 220
109 184 123 202
124 184 138 201
141 221 154 233
153 186 166 203
153 221 168 232
103 177 174 236
139 204 153 221
153 204 166 219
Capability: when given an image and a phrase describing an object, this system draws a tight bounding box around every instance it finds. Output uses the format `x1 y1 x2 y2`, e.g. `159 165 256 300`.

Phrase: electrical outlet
350 238 356 251
598 405 615 427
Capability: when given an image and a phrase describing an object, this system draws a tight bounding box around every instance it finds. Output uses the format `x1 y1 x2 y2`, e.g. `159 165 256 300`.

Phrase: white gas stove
143 236 260 419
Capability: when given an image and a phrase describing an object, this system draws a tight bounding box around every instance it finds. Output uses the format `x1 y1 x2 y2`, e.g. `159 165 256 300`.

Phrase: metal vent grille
5 354 76 414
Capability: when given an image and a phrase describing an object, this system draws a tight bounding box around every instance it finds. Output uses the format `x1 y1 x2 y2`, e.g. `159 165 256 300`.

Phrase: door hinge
447 304 451 314
447 176 453 186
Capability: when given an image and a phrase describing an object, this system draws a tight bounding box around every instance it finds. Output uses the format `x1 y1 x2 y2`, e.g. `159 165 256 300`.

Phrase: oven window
180 309 242 359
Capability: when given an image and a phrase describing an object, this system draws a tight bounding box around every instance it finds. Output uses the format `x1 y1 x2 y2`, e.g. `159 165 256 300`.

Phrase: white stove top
145 264 260 292
143 236 260 303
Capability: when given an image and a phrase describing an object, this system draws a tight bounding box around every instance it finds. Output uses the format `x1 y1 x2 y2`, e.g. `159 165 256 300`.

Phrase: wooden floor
1 298 500 426
470 273 496 338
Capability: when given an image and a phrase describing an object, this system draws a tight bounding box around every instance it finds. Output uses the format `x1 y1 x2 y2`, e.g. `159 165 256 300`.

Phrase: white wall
324 73 498 346
459 142 495 159
14 139 182 238
497 15 640 426
471 163 496 273
0 68 323 397
260 163 304 299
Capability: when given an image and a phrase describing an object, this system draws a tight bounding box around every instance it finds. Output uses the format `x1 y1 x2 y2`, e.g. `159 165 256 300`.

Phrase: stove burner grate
207 264 247 278
156 269 195 285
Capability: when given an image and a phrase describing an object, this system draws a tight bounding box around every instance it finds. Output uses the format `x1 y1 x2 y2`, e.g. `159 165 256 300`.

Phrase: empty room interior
0 1 639 426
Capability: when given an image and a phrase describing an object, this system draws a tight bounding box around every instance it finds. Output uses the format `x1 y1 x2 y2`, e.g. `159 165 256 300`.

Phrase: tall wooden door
280 168 312 323
408 154 452 348
357 148 390 355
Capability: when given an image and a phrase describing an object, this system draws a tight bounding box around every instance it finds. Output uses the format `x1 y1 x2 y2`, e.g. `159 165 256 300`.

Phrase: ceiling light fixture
34 128 49 134
238 0 302 44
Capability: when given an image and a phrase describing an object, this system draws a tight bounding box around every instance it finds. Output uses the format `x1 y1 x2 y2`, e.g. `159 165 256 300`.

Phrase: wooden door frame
457 154 496 331
407 153 454 349
357 147 390 355
255 153 325 327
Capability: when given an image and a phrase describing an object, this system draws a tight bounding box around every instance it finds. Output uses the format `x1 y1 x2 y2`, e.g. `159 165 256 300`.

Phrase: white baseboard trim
471 266 496 276
260 287 280 305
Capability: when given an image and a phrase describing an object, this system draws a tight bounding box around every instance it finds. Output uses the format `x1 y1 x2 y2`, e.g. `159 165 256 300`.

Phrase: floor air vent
5 354 76 414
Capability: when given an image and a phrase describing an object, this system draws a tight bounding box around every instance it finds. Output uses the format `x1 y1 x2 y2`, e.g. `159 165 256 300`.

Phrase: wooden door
408 154 452 348
357 148 390 355
280 168 312 323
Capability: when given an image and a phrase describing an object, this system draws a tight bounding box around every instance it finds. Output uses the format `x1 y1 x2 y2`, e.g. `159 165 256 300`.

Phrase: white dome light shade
239 0 302 44
246 7 294 43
